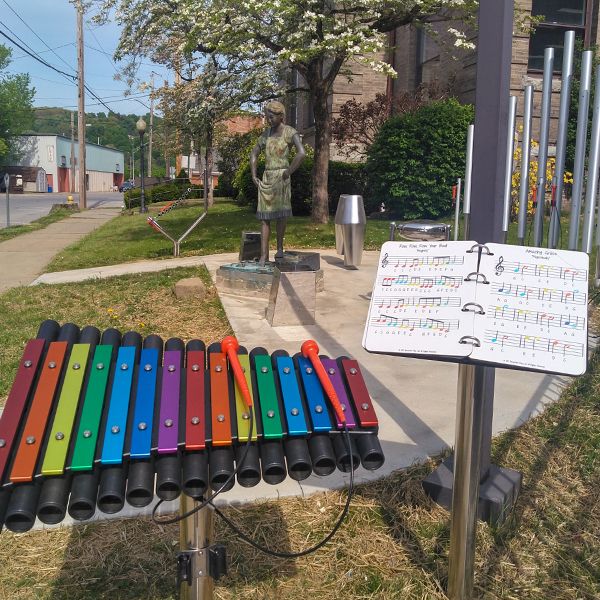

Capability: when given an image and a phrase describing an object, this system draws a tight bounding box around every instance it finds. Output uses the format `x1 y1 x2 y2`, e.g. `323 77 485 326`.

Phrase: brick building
292 1 598 156
392 0 598 142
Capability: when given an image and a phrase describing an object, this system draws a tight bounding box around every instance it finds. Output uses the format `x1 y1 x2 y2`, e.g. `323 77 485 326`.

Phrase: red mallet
300 340 346 424
221 336 253 408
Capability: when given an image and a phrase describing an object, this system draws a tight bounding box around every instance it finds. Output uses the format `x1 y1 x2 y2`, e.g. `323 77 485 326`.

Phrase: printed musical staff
496 260 587 282
364 240 588 376
380 274 463 289
488 305 585 331
378 254 465 268
371 315 460 332
373 295 462 309
483 329 584 357
491 282 586 305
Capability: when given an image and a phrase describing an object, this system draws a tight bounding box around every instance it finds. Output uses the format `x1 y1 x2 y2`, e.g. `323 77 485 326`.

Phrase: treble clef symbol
495 256 505 276
381 253 389 268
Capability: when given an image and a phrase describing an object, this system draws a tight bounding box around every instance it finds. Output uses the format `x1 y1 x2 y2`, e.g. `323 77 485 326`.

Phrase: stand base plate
422 456 522 525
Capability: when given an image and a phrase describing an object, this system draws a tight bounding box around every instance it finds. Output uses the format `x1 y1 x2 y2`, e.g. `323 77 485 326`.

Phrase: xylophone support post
178 495 225 600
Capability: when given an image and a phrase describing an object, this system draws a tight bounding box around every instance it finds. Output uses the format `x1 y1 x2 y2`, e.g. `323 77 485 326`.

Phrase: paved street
0 191 123 228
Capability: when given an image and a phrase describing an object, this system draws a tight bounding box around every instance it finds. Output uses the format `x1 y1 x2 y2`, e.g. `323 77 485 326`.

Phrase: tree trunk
204 127 214 209
311 84 331 224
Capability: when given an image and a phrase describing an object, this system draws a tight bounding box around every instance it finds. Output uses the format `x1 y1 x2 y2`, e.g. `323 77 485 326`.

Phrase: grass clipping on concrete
0 272 599 599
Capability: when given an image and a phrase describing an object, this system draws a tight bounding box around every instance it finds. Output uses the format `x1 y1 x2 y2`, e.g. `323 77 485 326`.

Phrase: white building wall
86 171 115 192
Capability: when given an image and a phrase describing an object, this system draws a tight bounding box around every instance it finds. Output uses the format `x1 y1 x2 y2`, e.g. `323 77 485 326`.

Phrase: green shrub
366 98 474 219
234 156 367 217
217 129 262 197
328 161 368 215
124 182 202 209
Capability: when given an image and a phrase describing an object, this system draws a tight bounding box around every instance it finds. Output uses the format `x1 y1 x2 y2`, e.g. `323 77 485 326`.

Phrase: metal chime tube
582 64 600 253
533 47 555 247
502 96 518 243
568 50 593 250
463 124 474 240
454 178 462 241
549 30 575 249
518 85 533 244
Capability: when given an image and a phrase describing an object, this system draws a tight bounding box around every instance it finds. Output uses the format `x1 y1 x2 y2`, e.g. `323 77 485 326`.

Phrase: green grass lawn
45 199 393 272
0 267 598 598
0 191 598 598
0 208 75 244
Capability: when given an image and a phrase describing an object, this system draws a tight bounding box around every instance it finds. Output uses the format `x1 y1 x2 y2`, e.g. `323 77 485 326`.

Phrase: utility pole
175 65 182 177
70 111 75 193
164 79 169 178
148 74 155 176
76 2 86 209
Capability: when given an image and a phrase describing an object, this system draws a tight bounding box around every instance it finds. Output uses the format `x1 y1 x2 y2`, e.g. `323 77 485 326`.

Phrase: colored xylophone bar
0 321 384 534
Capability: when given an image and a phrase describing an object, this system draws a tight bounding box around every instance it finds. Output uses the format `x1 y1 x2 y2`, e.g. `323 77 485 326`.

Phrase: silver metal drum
334 194 367 267
393 220 451 242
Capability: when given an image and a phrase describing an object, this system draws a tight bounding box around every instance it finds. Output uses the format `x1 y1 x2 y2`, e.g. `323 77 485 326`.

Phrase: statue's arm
283 134 306 180
250 143 261 187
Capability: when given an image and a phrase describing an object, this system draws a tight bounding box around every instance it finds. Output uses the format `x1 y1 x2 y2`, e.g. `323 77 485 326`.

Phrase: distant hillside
29 107 165 178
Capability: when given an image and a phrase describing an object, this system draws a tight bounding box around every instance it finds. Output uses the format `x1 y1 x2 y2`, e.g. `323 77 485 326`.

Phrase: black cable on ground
211 424 355 559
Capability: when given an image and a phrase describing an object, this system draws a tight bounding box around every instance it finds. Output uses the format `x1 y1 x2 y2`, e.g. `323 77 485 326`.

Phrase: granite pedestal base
266 267 316 326
216 252 323 299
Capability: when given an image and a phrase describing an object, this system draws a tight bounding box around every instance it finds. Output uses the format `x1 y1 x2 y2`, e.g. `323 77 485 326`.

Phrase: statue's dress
256 125 297 220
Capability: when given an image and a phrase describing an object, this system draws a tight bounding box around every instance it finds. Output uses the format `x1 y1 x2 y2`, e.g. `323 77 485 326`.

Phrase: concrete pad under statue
266 265 316 326
216 251 323 299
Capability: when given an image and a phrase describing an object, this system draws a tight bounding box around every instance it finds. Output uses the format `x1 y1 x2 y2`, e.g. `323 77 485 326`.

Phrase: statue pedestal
216 252 323 300
266 266 316 326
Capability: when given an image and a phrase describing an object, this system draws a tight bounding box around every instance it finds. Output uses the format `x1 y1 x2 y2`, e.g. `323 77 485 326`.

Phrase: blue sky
1 0 170 116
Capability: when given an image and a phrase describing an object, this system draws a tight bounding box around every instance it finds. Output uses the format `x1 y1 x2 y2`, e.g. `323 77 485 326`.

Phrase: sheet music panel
363 241 589 376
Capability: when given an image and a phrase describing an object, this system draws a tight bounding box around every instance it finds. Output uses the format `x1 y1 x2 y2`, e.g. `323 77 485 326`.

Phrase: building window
528 1 587 71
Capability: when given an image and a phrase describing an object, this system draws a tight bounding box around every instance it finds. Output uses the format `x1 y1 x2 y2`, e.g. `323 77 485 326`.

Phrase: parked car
119 180 135 192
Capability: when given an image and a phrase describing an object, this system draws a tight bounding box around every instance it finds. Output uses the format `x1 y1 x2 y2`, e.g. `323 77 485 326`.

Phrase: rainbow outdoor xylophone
0 320 384 534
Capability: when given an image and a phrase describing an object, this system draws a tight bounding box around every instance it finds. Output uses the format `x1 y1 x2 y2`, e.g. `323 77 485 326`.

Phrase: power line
12 42 75 61
0 8 112 114
0 27 77 80
1 0 77 72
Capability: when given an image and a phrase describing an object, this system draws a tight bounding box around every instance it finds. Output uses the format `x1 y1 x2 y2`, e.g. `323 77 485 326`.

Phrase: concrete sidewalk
31 249 570 511
0 204 121 293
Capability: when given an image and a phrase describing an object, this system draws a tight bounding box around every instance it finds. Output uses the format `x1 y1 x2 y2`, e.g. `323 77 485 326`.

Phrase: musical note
381 253 389 268
513 262 521 273
495 256 504 275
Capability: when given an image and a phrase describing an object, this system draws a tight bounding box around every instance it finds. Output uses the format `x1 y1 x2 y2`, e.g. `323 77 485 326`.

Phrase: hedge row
124 182 203 209
234 157 369 216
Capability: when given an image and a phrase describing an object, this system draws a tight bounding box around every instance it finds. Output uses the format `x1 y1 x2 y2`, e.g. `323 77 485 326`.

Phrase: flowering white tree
95 0 476 222
158 51 280 207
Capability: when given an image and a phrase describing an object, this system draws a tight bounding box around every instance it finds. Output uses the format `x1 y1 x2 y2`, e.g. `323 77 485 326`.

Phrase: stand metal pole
448 364 484 600
179 495 215 600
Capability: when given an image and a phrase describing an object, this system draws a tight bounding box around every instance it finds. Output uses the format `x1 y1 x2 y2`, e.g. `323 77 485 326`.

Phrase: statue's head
265 100 285 126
